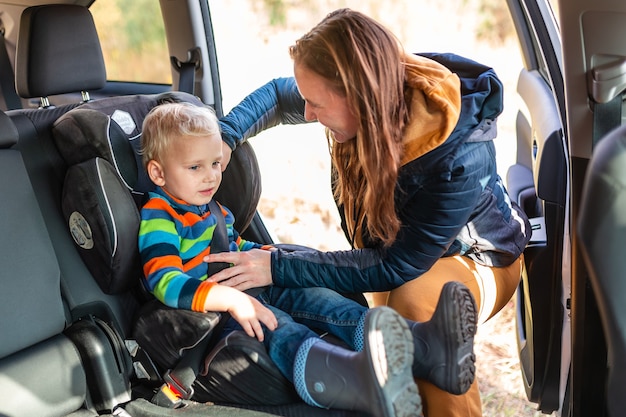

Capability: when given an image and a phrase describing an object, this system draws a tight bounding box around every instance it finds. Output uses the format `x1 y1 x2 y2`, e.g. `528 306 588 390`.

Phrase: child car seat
51 91 297 406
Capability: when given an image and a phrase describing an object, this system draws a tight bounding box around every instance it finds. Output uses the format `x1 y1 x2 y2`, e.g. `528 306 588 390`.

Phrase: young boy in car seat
138 102 474 416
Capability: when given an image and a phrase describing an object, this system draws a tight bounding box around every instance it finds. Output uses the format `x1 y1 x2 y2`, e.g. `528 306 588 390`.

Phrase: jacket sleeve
219 77 308 150
271 183 482 294
270 140 490 294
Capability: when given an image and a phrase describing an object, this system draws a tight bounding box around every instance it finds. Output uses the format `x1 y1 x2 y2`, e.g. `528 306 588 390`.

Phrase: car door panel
508 66 566 414
558 1 626 416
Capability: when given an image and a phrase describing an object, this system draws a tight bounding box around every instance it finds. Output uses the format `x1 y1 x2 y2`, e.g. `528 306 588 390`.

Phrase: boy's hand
228 293 277 342
204 285 277 342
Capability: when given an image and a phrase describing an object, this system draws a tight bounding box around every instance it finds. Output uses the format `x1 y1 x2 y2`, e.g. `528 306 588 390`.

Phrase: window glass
90 0 171 84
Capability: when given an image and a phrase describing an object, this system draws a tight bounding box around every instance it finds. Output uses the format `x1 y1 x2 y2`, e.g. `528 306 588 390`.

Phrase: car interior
1 0 626 417
506 0 626 416
0 2 359 417
505 0 568 413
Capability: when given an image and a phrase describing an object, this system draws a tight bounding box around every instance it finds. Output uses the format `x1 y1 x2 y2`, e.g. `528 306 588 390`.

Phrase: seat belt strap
207 200 231 276
0 29 21 110
592 95 622 149
151 199 236 407
171 47 201 95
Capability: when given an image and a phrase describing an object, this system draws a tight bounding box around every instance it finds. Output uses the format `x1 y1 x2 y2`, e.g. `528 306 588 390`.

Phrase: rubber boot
410 281 478 395
294 306 422 417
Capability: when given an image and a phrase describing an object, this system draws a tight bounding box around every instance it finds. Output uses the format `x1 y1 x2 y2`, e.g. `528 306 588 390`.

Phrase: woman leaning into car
206 8 531 417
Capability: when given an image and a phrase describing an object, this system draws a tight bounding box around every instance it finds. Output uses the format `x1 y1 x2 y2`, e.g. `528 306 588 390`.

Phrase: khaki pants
369 255 523 417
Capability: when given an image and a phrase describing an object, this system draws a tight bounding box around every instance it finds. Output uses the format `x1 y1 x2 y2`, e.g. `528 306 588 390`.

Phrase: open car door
507 0 626 415
505 0 568 414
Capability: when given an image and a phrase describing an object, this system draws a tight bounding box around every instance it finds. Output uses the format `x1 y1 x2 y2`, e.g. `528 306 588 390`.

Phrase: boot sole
440 281 478 395
367 306 422 417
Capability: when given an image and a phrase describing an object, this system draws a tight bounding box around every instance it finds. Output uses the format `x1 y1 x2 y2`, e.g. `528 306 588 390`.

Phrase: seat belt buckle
163 369 194 400
151 370 193 408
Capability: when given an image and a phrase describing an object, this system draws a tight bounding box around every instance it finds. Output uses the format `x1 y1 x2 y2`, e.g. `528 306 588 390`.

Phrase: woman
207 8 530 417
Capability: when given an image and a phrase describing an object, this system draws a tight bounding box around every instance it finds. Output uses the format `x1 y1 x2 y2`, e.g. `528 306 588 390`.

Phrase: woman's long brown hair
289 8 408 247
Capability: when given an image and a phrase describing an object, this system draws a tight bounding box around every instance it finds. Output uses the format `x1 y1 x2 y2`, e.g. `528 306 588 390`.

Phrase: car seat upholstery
577 124 626 417
8 3 140 338
0 108 108 417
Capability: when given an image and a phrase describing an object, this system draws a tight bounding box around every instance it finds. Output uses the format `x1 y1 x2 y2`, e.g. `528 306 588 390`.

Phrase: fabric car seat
0 108 134 416
8 3 140 340
577 124 626 417
50 86 301 406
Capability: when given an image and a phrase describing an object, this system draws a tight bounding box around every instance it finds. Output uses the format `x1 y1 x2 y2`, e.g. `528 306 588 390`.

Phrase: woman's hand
204 248 273 290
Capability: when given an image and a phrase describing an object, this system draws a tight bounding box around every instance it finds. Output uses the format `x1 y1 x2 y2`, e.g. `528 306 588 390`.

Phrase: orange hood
401 53 462 165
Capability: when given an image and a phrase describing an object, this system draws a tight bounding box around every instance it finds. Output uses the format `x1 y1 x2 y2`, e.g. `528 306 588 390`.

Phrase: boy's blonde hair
141 102 220 168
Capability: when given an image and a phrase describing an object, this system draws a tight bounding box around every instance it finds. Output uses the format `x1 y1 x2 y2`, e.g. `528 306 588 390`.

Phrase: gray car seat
577 124 626 417
0 107 127 416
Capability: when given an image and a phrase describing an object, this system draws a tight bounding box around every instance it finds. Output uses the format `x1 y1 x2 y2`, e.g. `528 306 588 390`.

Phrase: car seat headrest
51 91 262 295
15 4 106 100
0 111 18 148
52 91 206 203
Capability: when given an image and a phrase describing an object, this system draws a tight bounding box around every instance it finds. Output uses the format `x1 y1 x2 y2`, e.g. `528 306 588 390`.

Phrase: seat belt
151 199 247 407
0 29 21 110
171 47 201 95
589 58 625 149
592 95 622 149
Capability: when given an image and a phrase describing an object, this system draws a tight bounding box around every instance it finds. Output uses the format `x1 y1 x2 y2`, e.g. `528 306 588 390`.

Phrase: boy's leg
260 304 319 381
260 298 422 415
293 306 421 416
372 255 522 417
263 286 367 349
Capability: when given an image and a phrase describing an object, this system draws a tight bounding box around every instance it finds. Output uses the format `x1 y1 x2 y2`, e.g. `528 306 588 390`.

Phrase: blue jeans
222 286 368 382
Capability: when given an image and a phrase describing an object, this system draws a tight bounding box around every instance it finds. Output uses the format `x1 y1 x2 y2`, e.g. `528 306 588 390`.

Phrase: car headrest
52 91 262 231
0 111 18 148
15 4 106 99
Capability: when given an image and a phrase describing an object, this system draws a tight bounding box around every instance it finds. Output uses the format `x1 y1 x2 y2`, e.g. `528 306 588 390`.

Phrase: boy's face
147 132 223 206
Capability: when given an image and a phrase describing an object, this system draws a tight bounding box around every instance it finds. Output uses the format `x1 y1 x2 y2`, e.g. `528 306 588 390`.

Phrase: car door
508 0 626 416
505 0 568 414
559 0 626 416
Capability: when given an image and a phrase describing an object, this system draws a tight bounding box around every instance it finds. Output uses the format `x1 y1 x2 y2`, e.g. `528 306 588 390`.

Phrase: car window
89 0 171 84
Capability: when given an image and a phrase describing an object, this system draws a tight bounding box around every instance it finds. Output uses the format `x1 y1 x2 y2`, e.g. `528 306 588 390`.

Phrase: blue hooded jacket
219 53 531 293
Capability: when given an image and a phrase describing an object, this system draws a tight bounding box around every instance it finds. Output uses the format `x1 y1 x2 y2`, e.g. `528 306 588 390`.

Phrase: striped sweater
138 186 268 311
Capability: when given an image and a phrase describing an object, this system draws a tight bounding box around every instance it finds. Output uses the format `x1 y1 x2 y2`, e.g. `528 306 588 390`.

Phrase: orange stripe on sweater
192 281 217 311
143 255 182 276
184 246 211 271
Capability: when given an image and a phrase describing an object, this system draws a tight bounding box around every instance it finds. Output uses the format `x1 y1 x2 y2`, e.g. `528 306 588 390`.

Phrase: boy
138 102 421 416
